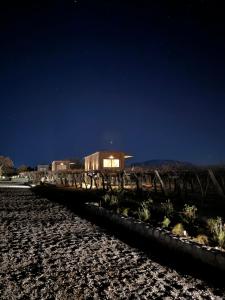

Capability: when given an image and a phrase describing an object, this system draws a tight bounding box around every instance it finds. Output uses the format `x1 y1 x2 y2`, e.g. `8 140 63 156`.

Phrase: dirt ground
0 188 225 300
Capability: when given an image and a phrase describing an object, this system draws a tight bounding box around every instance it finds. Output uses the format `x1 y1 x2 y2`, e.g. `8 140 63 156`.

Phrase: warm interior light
124 155 133 159
103 159 120 168
109 155 114 159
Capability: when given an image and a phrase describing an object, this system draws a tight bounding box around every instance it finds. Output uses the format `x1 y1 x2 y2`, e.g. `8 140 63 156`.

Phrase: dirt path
0 189 224 299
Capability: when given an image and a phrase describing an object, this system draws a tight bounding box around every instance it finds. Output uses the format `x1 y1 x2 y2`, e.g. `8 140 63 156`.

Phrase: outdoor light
124 155 133 159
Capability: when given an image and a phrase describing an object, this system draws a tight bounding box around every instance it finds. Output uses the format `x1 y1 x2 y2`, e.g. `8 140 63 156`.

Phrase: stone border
0 184 31 189
84 203 225 272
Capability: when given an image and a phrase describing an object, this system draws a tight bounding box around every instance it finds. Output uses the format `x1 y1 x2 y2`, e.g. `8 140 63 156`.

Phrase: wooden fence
24 168 225 200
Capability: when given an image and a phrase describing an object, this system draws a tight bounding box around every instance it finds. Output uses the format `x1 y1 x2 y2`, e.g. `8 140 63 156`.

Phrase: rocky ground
0 188 225 300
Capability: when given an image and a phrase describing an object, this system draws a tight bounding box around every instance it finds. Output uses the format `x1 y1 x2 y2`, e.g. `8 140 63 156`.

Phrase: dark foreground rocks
0 188 225 299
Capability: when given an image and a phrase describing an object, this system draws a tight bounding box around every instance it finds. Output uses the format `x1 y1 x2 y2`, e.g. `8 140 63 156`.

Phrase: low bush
161 216 171 229
161 199 174 218
193 234 209 245
120 207 129 217
182 204 197 224
138 204 150 222
101 193 118 209
208 217 225 249
172 223 185 236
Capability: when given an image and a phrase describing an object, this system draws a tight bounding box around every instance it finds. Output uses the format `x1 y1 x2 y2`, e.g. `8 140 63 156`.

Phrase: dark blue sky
1 0 225 166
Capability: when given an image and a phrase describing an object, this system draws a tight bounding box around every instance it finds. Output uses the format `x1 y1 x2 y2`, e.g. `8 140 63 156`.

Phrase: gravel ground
0 188 225 300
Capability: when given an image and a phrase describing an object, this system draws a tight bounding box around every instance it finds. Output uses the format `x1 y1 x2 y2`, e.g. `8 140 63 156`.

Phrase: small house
37 165 49 172
84 151 132 172
52 160 72 172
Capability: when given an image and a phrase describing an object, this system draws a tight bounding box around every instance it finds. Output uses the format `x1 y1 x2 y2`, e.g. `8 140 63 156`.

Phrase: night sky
1 0 225 167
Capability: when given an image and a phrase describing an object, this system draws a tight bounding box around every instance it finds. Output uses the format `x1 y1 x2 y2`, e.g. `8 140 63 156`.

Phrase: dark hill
132 159 194 168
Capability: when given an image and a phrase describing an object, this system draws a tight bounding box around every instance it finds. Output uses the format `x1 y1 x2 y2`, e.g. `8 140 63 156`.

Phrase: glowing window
103 159 120 168
58 164 67 170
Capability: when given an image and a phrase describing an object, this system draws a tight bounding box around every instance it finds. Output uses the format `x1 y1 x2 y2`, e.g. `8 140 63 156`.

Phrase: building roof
84 151 133 159
52 160 72 163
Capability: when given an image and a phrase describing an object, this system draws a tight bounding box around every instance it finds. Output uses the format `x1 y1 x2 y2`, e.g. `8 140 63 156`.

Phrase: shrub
208 217 225 248
120 207 129 217
161 199 174 218
144 197 154 206
101 193 118 208
102 193 110 204
193 234 209 245
139 199 153 212
138 204 150 222
172 223 185 236
162 216 170 228
110 195 119 206
182 204 197 224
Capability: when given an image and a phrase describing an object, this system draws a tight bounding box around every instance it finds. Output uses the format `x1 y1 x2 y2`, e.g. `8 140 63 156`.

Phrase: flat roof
84 151 133 158
52 160 72 163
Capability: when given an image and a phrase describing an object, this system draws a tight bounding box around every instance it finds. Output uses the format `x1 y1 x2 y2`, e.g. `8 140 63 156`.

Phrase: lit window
112 159 120 167
58 164 67 170
103 159 120 168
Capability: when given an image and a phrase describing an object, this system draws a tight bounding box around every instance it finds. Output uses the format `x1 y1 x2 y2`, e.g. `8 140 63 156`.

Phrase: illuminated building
84 151 132 171
37 165 49 172
52 160 73 172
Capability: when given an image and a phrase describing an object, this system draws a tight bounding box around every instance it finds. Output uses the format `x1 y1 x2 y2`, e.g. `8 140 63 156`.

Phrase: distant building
37 165 49 172
52 160 73 172
84 151 132 172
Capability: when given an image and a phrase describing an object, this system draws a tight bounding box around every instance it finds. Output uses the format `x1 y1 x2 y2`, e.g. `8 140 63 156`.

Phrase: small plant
101 193 118 208
208 217 225 248
172 223 185 236
193 234 209 245
161 199 174 218
138 204 150 222
110 195 119 206
182 204 197 224
102 193 110 206
218 231 225 248
144 197 154 206
120 207 129 217
162 216 170 228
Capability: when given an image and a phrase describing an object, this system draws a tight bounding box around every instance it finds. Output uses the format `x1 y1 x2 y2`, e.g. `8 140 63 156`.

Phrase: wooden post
208 169 225 198
155 170 167 196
